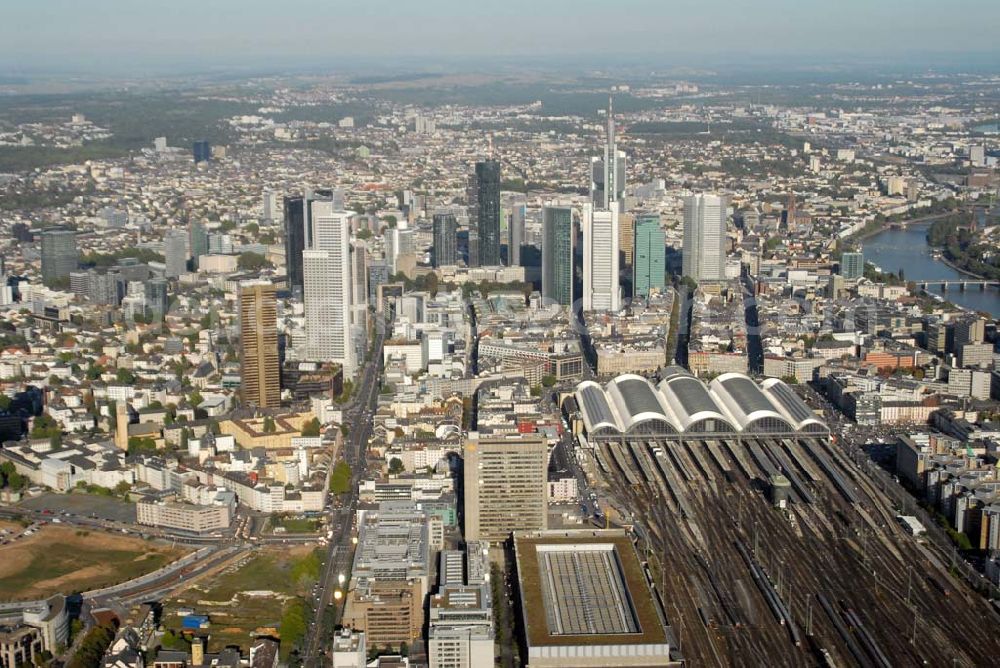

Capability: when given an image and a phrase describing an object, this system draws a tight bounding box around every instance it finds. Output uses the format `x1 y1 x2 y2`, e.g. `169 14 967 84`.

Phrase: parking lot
20 492 138 524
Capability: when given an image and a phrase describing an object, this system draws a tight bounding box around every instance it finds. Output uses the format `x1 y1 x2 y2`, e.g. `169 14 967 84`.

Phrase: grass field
0 526 187 601
163 546 321 658
270 516 321 534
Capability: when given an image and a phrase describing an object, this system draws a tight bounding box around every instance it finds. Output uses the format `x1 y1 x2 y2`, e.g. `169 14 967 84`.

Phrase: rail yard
594 434 1000 666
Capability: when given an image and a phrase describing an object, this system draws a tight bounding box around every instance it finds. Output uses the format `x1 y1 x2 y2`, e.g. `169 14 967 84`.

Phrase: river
863 222 1000 317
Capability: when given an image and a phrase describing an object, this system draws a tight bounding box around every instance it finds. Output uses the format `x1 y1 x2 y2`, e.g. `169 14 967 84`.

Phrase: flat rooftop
514 530 668 648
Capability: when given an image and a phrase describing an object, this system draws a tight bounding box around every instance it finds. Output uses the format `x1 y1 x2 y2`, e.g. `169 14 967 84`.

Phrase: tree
425 272 439 298
237 251 273 271
330 460 352 494
127 436 157 455
31 414 61 440
0 394 10 411
356 228 372 240
301 417 321 437
388 457 404 475
263 416 277 433
541 374 557 388
115 368 136 385
115 480 132 497
66 624 114 668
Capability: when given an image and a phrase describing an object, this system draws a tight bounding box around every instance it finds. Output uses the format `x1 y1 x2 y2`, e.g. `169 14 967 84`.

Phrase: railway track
594 434 1000 666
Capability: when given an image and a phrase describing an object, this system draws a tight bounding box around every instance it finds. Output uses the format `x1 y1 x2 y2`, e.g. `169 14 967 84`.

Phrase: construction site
570 372 1000 666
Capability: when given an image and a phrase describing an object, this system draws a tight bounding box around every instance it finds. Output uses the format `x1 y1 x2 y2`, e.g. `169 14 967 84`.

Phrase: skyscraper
473 160 501 266
432 213 458 267
145 278 169 321
40 228 79 287
590 96 626 211
541 206 574 307
283 189 333 294
164 229 188 278
633 214 666 298
840 251 864 280
619 212 635 268
463 434 548 542
239 280 280 408
262 189 281 221
193 140 211 163
188 219 208 268
507 202 525 266
283 196 306 293
306 202 356 377
682 194 727 282
582 204 621 312
466 228 480 268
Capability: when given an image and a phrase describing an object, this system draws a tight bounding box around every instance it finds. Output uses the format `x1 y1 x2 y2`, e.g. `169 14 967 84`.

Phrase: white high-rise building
305 202 355 376
682 194 728 282
582 204 621 312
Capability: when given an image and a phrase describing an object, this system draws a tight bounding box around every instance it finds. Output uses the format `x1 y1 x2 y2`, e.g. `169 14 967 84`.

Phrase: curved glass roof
666 375 723 418
715 375 775 414
577 382 619 431
575 373 826 435
614 377 666 418
762 380 813 422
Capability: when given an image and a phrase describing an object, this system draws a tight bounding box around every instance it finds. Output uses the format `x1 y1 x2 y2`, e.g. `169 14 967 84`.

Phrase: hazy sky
3 0 998 72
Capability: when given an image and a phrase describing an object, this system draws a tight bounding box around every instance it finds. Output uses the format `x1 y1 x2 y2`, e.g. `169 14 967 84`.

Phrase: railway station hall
573 368 829 441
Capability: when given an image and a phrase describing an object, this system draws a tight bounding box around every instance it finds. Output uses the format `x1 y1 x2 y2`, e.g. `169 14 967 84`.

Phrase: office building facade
433 213 458 267
541 206 574 307
840 251 864 280
164 229 188 278
307 202 356 377
40 228 79 287
473 160 501 266
682 194 727 282
463 434 548 542
193 140 211 163
508 202 525 266
633 214 665 297
189 219 209 268
582 204 621 312
239 281 280 408
284 189 334 294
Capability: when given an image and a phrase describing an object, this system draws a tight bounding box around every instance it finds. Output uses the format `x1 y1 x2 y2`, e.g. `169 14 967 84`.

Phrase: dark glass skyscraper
189 219 209 268
542 207 574 307
432 213 457 267
193 140 211 163
284 196 306 292
284 189 333 294
40 228 79 287
474 160 501 266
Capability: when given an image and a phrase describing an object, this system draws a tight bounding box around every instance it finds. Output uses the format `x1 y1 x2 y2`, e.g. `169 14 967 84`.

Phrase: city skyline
1 12 1000 667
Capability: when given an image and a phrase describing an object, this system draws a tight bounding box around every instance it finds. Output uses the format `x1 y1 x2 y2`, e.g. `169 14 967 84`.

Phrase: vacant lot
163 546 321 657
0 525 187 601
